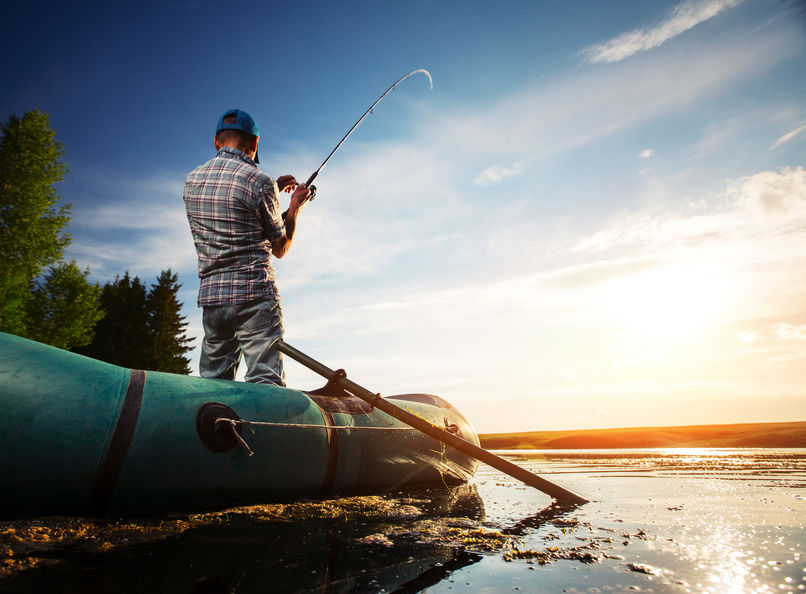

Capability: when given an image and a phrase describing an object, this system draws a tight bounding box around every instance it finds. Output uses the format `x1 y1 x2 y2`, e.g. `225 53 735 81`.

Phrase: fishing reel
281 183 316 220
298 184 316 210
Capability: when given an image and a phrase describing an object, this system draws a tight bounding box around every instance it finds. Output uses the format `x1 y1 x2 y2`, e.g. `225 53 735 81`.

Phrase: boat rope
215 417 417 457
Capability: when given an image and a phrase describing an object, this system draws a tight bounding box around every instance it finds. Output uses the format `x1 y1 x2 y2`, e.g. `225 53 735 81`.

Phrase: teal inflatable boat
0 332 479 517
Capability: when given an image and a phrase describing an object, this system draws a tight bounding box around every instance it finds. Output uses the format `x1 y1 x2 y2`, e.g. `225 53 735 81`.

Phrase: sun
606 264 729 342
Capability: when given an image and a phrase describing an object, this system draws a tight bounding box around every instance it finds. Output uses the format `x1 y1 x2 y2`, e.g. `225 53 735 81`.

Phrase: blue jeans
199 297 285 386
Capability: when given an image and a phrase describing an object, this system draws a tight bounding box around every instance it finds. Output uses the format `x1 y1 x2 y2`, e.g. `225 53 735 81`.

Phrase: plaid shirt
183 147 285 306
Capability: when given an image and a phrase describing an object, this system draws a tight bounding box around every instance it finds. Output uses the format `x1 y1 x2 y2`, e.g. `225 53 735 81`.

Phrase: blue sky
3 0 805 432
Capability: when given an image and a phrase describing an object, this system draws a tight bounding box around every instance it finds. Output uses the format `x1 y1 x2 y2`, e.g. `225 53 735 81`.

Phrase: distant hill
479 421 806 449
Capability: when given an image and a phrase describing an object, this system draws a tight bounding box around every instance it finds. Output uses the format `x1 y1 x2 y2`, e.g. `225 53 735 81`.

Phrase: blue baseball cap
216 109 260 163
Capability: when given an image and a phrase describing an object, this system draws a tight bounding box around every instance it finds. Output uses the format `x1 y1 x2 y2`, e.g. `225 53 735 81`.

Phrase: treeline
76 270 193 373
0 109 193 373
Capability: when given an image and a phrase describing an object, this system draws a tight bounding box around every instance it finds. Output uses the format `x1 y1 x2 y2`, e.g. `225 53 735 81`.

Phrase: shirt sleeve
257 179 285 242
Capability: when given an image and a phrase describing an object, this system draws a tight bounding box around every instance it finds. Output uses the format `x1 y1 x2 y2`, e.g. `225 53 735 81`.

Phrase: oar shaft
277 340 589 505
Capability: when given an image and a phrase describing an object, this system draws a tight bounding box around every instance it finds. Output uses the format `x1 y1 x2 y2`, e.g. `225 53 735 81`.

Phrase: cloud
686 117 743 158
79 198 188 233
738 331 760 344
732 166 806 215
433 19 796 172
582 0 742 64
286 164 806 344
569 167 806 256
269 141 464 291
288 166 806 350
770 122 806 150
639 149 654 159
773 323 806 341
65 173 198 280
473 162 524 186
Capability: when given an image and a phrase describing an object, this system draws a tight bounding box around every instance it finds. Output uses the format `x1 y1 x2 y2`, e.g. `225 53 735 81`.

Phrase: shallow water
2 448 804 593
468 449 806 593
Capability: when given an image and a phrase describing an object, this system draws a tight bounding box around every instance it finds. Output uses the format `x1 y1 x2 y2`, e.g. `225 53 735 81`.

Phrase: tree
77 272 151 368
0 110 69 335
77 270 193 374
25 261 104 349
146 269 192 374
0 109 103 349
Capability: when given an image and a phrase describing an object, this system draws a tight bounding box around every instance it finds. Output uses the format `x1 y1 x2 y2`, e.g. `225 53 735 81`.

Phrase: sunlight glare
606 265 729 342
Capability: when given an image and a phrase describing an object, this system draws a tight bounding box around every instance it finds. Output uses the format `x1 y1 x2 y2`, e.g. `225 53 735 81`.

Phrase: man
183 108 310 385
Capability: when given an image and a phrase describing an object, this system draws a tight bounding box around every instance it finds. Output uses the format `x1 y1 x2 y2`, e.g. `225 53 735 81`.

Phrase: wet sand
2 448 804 592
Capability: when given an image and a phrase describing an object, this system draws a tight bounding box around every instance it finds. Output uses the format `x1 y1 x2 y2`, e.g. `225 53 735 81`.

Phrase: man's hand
289 183 312 211
276 175 298 193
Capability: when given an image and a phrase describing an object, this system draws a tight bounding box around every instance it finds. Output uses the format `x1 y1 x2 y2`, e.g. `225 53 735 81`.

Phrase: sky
2 0 805 433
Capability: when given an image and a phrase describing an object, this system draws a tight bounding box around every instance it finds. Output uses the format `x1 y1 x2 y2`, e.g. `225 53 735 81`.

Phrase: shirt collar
217 146 257 167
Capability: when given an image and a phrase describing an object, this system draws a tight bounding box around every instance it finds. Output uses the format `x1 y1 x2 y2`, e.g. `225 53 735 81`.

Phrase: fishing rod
297 69 433 203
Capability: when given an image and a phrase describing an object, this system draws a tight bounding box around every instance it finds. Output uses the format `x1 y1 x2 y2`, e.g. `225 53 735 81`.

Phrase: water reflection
501 501 585 536
1 485 489 593
470 448 806 593
494 448 806 479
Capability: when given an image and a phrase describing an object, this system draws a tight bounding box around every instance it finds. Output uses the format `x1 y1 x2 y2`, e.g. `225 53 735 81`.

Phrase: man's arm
271 183 310 258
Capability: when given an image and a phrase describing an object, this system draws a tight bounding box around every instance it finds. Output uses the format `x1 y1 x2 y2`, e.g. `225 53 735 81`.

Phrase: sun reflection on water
479 448 806 593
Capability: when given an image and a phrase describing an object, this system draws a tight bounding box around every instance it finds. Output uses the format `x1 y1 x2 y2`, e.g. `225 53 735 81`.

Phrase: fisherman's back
183 146 285 307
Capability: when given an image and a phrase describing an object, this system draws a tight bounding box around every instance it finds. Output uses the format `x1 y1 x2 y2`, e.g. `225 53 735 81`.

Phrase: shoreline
478 420 806 449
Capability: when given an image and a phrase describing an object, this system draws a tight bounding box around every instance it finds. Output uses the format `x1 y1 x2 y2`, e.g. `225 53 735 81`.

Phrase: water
1 449 804 592
468 449 806 593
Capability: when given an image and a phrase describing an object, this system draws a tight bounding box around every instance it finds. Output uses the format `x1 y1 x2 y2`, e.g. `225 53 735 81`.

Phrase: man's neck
219 145 257 162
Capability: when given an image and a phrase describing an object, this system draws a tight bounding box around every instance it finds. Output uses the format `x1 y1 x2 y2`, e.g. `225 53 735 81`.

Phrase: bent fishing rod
294 68 433 203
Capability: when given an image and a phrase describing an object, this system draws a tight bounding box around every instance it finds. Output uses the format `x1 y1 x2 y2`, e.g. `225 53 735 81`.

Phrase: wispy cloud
582 0 742 64
473 162 524 186
292 166 806 339
770 122 806 150
773 323 806 341
433 20 794 171
65 173 197 280
269 142 464 291
686 117 743 158
738 331 760 344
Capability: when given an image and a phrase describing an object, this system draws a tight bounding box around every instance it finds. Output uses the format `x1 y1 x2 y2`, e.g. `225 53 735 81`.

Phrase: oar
277 340 589 505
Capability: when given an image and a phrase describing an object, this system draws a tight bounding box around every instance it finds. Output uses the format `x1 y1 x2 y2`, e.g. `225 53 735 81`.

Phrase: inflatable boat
0 332 479 517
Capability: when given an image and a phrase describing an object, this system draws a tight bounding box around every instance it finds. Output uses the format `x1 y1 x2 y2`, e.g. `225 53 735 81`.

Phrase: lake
2 448 804 592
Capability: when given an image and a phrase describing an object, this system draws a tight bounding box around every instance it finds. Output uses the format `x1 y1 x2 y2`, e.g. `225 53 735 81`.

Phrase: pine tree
146 269 192 374
77 272 151 368
77 270 194 374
